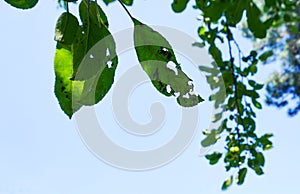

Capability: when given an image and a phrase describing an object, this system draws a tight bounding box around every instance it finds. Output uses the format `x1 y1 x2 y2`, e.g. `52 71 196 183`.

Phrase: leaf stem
118 0 134 19
66 2 69 13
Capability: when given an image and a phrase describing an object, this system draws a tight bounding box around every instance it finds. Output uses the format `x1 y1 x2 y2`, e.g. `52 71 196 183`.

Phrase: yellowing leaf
54 45 84 118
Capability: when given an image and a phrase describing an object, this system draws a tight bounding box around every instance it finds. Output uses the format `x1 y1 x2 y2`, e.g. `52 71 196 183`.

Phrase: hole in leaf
213 76 219 82
166 85 172 93
106 48 110 57
183 93 190 99
166 61 178 75
89 54 94 59
107 60 113 68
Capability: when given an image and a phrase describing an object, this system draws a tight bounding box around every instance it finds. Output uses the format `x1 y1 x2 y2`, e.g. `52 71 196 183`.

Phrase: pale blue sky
0 0 300 194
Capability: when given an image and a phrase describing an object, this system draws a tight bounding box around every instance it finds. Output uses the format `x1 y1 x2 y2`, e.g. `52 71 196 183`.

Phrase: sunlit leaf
221 176 233 190
54 44 84 118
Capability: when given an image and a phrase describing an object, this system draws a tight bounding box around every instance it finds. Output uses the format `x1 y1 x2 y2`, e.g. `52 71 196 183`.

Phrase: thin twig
66 2 69 12
118 0 134 19
226 25 242 170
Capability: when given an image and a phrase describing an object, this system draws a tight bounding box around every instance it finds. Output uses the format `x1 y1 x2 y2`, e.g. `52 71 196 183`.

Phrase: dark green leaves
55 12 79 45
171 0 190 13
102 0 134 6
205 152 222 165
192 0 276 189
102 0 116 5
72 0 118 80
120 0 133 6
259 50 273 62
237 168 247 185
246 2 268 38
5 0 38 9
132 18 204 107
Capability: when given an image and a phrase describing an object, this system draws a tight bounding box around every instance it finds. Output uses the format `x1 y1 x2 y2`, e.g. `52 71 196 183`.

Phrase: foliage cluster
4 0 299 190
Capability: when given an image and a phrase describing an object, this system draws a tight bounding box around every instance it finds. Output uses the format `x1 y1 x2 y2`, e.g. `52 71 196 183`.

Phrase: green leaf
212 112 222 122
54 43 117 117
252 99 262 109
120 0 133 6
259 50 273 62
54 1 118 118
102 0 115 5
209 45 223 66
201 129 221 147
254 167 264 175
79 58 118 106
237 168 247 185
198 1 227 23
248 80 264 90
171 0 190 13
132 18 204 107
72 0 118 80
225 0 246 25
54 45 84 118
221 176 233 190
5 0 38 9
256 152 265 167
249 64 258 75
258 133 273 150
192 42 205 48
246 2 267 38
245 90 260 99
205 152 222 165
55 12 79 45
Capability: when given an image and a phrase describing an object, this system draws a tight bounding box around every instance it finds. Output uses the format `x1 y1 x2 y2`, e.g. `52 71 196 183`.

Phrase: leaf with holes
132 18 204 107
5 0 38 9
72 0 118 81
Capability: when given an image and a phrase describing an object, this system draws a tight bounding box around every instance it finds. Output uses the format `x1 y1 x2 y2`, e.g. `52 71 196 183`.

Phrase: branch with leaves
4 0 299 191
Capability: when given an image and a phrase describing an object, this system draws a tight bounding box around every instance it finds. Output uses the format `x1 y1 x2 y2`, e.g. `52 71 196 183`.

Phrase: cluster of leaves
244 1 300 116
170 0 298 190
6 0 204 118
5 0 297 191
